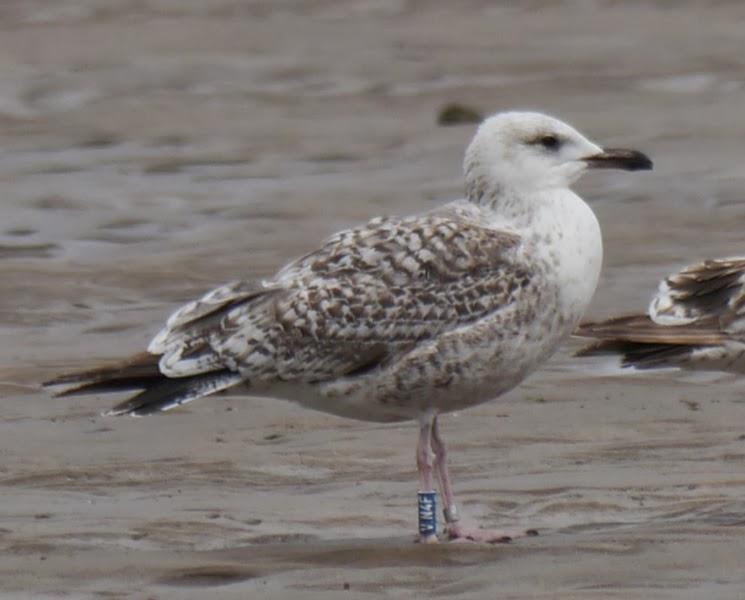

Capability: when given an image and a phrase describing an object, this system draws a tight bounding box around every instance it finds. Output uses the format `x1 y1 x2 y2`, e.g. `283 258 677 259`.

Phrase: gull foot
446 523 539 544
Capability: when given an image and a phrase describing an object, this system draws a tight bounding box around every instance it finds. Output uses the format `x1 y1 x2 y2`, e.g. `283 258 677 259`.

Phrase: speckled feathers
151 213 530 385
577 257 745 373
46 111 650 418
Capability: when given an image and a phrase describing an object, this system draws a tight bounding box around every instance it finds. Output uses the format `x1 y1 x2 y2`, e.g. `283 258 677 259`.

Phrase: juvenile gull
46 111 652 543
576 257 745 373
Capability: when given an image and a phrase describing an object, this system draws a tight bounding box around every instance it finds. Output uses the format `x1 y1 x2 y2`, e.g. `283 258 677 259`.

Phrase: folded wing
575 257 745 372
47 214 528 414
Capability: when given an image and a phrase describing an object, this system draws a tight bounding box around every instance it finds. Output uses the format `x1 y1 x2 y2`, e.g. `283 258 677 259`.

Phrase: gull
45 111 652 543
576 257 745 373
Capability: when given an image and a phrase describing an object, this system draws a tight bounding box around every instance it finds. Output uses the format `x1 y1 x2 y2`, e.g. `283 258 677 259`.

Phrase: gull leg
430 415 458 525
416 414 435 492
430 416 537 543
416 412 438 543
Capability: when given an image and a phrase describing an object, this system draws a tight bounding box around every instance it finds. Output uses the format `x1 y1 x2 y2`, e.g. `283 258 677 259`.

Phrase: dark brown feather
659 259 745 323
575 338 697 369
106 369 240 416
43 352 162 396
575 314 727 346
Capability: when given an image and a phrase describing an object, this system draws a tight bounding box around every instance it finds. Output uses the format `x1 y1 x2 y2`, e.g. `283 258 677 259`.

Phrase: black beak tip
585 148 653 172
624 150 654 171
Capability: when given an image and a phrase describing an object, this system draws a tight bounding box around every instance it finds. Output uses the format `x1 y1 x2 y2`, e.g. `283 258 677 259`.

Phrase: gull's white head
464 111 652 201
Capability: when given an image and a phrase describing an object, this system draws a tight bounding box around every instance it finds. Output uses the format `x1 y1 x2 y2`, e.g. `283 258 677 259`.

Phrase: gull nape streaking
46 111 652 543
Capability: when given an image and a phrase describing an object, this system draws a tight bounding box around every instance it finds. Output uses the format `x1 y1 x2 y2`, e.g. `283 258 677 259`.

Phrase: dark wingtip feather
576 338 695 370
43 352 161 392
620 344 695 370
52 376 162 398
574 314 656 339
575 314 726 346
44 352 242 416
104 370 242 417
574 339 627 358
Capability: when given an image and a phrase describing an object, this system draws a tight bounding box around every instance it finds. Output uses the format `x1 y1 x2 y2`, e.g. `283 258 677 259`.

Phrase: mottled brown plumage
46 111 652 542
576 257 745 373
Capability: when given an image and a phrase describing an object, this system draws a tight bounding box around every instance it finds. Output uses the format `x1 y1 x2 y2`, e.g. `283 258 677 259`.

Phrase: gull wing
575 258 745 371
649 257 745 334
574 314 743 372
575 314 727 347
47 214 527 414
157 214 526 383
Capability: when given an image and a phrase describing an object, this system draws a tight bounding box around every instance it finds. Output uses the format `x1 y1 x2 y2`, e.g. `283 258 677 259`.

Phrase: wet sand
3 1 745 597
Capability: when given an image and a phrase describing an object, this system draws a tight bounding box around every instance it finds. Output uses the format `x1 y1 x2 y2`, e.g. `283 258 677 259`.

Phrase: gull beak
584 148 653 171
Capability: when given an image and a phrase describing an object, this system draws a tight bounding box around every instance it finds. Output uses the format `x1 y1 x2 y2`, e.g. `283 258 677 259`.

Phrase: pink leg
416 412 438 542
430 415 537 544
430 415 458 523
416 414 435 492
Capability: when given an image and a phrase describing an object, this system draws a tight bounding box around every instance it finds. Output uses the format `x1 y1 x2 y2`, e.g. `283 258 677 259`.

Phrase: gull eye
538 135 561 150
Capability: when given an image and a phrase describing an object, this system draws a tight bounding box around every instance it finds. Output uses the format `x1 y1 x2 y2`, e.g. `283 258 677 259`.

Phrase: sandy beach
3 1 745 597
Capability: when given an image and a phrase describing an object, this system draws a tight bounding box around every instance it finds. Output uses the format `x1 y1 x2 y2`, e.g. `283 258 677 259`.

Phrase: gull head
464 111 652 199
